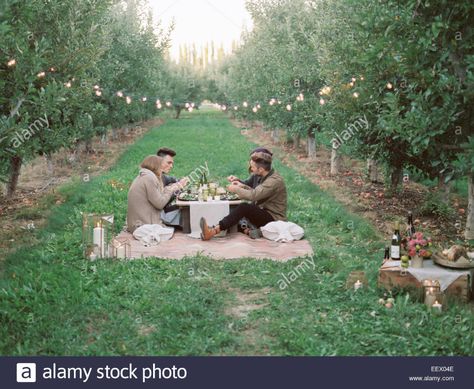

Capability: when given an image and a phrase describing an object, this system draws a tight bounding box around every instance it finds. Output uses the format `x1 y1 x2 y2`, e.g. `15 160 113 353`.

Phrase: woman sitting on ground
127 155 188 232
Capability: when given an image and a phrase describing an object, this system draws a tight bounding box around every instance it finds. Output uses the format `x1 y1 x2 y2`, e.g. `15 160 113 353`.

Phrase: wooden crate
378 265 472 302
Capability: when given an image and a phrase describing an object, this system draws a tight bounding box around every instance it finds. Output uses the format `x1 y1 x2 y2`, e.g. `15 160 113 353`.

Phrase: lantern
111 238 131 259
82 213 114 260
423 279 442 308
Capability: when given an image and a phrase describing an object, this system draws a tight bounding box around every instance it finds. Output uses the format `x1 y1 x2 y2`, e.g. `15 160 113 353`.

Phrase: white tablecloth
188 201 230 239
381 260 474 291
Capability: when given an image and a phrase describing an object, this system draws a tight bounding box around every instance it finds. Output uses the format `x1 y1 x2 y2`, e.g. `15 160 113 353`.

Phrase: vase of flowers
406 232 433 268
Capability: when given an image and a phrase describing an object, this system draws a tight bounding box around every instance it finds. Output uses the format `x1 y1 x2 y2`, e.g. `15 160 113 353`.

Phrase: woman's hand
177 177 189 189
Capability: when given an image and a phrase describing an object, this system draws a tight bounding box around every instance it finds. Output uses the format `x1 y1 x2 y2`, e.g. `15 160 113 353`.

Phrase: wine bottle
390 221 401 260
407 211 416 237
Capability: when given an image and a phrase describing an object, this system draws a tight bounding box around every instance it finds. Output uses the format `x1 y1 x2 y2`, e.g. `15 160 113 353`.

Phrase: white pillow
260 221 304 242
133 224 174 246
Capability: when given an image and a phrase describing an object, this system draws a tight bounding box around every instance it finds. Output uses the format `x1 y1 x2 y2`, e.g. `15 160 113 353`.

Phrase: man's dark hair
157 147 176 157
250 147 273 156
251 152 272 171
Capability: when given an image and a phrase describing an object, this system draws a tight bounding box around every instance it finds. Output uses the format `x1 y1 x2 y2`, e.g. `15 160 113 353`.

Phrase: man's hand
178 177 189 188
227 175 239 183
227 184 239 193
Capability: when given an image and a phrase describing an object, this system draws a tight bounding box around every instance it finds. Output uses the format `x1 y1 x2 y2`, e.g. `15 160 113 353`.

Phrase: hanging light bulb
166 101 171 107
185 102 190 108
222 105 227 111
93 85 100 90
243 101 248 107
351 77 356 82
126 96 132 104
257 104 261 109
353 92 359 98
49 67 56 72
116 91 123 97
64 81 72 88
286 104 292 111
95 90 102 96
360 76 365 81
7 59 16 67
142 97 147 102
386 82 393 89
234 106 238 110
319 98 325 105
252 107 258 113
188 107 193 112
37 71 46 78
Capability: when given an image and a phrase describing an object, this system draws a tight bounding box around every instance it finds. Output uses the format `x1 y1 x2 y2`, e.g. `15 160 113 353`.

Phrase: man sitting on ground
200 152 287 240
157 147 181 226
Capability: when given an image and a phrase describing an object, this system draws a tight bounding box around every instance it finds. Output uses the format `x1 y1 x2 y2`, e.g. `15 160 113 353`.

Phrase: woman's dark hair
251 152 272 171
157 147 176 157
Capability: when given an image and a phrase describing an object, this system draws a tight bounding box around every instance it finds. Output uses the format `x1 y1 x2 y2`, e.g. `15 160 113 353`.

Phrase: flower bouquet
406 232 433 259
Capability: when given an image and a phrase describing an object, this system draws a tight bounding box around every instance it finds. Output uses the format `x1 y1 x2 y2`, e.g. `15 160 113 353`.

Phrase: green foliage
418 191 456 220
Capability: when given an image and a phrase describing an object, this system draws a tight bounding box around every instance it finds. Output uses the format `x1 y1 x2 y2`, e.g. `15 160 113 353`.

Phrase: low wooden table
176 199 243 234
378 260 473 302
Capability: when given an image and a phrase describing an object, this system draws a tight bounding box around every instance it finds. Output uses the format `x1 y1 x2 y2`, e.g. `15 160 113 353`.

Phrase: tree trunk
367 159 379 182
330 146 340 175
307 129 316 158
272 128 280 143
294 133 301 149
7 156 22 198
175 106 182 119
389 163 403 193
437 171 453 202
45 154 54 175
465 173 474 240
85 138 94 154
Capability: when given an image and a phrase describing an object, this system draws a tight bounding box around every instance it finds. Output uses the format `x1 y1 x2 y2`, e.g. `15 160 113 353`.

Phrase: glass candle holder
82 213 114 259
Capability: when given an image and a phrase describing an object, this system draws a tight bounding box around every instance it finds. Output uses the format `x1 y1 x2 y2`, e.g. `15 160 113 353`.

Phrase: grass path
1 109 473 355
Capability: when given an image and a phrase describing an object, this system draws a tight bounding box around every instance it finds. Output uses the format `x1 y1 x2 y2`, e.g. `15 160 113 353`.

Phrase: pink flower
409 249 416 257
415 232 423 240
419 249 427 256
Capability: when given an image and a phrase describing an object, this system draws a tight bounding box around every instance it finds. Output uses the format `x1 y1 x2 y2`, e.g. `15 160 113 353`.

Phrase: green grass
1 109 473 356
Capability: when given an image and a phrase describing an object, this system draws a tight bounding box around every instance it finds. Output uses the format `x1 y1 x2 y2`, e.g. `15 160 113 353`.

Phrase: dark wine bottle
407 211 416 237
384 247 390 260
390 221 401 260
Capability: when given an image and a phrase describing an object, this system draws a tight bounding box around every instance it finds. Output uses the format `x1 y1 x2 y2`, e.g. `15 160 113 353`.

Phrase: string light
234 106 238 110
351 77 356 82
191 102 195 107
93 85 100 90
126 96 132 104
37 71 46 78
296 93 304 101
221 105 227 111
319 98 325 105
166 101 171 107
49 67 56 72
252 107 258 113
360 76 365 81
141 97 147 102
7 59 16 67
188 107 193 112
243 101 248 107
269 98 275 105
353 92 359 98
116 91 123 97
349 81 354 87
277 100 281 105
286 104 292 111
257 103 261 109
185 102 190 108
386 82 393 89
64 81 72 88
95 90 102 96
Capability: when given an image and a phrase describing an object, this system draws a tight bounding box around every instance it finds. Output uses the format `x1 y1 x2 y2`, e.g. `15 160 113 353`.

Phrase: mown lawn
1 109 473 356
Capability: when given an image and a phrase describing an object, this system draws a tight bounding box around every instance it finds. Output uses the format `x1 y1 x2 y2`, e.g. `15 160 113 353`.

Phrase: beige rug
115 231 313 261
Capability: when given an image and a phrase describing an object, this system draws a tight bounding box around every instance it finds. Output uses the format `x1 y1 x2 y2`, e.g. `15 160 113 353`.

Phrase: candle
93 222 106 258
89 252 97 261
116 244 126 259
354 280 363 290
432 300 442 313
